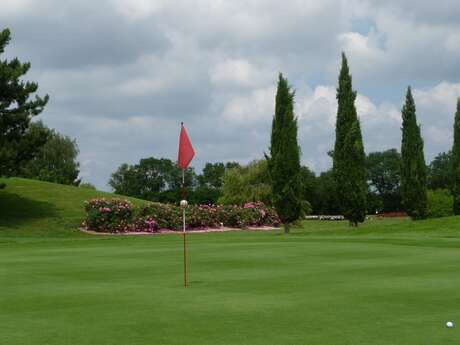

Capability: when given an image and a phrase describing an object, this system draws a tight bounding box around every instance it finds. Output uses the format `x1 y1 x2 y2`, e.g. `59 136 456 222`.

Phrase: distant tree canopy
310 169 341 215
0 28 49 181
427 151 453 190
195 162 239 204
219 160 272 205
109 157 195 203
110 158 238 204
20 122 80 186
366 149 402 212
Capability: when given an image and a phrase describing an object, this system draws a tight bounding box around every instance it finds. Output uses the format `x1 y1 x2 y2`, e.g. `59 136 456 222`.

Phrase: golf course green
1 178 459 344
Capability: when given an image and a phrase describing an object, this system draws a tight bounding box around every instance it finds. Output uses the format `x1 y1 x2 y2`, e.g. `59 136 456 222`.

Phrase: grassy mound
0 177 147 237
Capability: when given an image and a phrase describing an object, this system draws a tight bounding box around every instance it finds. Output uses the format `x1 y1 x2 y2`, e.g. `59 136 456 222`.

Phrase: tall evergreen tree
332 53 367 226
267 74 301 234
400 87 427 220
452 98 460 214
341 120 367 225
0 28 49 179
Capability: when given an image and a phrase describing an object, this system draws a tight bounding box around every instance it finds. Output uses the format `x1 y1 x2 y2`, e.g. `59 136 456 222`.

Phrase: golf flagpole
178 122 195 288
182 169 187 288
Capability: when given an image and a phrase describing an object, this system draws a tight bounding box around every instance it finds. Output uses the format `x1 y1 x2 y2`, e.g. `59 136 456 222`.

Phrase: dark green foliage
267 74 302 233
110 158 239 205
332 53 367 226
427 151 453 190
299 166 316 204
452 99 460 214
366 149 402 212
20 122 80 185
400 87 428 220
426 189 454 219
197 162 226 189
194 162 239 204
312 170 341 215
109 157 195 203
0 28 49 177
340 120 367 225
298 166 315 216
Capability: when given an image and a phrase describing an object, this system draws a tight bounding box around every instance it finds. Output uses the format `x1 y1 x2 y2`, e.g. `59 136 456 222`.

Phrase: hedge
83 199 280 233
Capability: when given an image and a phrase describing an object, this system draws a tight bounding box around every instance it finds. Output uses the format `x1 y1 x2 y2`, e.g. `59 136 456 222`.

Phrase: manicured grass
1 178 459 344
0 177 147 238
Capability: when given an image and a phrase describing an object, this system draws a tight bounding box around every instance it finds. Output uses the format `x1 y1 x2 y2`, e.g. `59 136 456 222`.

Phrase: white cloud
111 0 166 19
222 86 276 124
3 0 460 188
210 59 271 88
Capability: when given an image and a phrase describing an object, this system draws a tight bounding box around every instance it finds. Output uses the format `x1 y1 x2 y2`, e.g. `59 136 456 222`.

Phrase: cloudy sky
2 0 460 190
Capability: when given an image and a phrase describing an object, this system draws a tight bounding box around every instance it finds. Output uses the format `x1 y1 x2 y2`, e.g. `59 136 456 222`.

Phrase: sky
2 0 460 190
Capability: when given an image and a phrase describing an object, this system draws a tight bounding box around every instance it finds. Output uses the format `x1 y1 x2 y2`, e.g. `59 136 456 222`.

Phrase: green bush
427 189 454 218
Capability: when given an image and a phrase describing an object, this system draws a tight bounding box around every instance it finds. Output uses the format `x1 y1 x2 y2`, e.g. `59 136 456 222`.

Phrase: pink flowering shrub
134 216 158 232
215 202 281 228
84 198 134 232
139 203 182 230
84 199 280 232
187 204 221 228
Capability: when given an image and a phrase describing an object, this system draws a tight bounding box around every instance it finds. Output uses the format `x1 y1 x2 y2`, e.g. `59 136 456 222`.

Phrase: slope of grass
0 178 459 344
0 177 147 238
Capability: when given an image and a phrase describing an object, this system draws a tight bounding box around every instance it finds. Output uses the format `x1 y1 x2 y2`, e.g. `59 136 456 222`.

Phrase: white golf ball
446 321 454 328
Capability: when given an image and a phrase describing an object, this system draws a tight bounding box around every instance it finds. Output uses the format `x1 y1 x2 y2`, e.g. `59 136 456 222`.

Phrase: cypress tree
268 73 302 234
341 120 367 225
400 87 427 220
452 98 460 214
332 53 367 226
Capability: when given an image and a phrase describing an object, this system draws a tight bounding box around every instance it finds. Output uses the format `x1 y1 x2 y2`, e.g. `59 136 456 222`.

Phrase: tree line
2 25 460 229
109 53 460 230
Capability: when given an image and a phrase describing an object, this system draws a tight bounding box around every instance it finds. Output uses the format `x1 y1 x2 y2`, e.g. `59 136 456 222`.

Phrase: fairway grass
1 178 460 344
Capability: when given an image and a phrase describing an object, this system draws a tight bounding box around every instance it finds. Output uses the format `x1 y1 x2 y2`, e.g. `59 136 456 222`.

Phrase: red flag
178 123 195 169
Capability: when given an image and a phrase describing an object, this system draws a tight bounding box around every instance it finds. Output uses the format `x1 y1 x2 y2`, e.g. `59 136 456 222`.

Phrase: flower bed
83 198 281 233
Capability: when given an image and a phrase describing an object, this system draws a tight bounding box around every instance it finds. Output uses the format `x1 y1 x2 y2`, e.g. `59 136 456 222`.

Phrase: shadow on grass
0 190 58 229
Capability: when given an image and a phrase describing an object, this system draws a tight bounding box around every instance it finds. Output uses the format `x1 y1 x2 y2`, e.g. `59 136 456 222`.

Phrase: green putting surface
1 178 459 344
